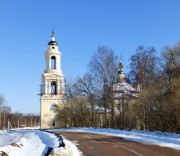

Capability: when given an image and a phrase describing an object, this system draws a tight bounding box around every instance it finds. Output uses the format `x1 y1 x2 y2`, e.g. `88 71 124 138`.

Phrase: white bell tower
40 31 65 129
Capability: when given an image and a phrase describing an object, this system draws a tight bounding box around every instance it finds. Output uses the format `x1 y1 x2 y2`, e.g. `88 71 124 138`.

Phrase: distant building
113 59 140 128
39 31 65 129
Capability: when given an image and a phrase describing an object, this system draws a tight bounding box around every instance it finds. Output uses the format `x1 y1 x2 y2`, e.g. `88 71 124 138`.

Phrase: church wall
40 96 64 129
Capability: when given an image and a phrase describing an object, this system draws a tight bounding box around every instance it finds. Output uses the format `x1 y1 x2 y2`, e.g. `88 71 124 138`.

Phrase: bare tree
58 105 72 128
0 95 11 129
89 46 118 127
162 43 180 83
130 43 180 132
128 46 160 90
69 96 91 127
0 95 5 108
160 43 180 132
73 73 96 126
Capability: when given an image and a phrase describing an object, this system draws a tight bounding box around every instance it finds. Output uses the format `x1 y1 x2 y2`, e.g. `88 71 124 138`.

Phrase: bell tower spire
51 30 55 41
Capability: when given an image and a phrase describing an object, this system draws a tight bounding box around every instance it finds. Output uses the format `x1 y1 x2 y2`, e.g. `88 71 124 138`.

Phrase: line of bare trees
0 96 40 129
130 43 180 133
59 43 180 133
8 112 40 128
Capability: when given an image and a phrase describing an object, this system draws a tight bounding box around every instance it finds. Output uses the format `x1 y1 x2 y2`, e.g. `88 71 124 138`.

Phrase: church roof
114 82 137 92
85 104 111 113
114 82 138 98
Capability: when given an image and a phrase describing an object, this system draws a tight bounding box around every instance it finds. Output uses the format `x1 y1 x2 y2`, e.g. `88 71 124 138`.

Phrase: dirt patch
10 143 21 148
0 151 9 156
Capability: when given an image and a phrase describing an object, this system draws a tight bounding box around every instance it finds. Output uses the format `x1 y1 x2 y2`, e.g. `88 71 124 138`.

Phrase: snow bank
0 129 82 156
50 139 82 156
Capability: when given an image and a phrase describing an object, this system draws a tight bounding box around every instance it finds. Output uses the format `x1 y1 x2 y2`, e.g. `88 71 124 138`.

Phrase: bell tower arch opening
51 56 56 69
51 81 57 94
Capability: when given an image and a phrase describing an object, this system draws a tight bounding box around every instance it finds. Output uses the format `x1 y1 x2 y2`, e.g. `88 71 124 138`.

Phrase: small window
52 47 55 49
52 120 56 127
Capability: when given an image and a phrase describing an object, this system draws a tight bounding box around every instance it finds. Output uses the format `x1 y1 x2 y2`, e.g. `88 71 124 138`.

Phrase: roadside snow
55 139 82 156
58 127 180 150
1 127 180 156
0 129 82 156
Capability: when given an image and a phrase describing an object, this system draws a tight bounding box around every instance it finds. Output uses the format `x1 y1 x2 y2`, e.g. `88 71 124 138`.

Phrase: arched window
51 56 56 69
50 104 58 110
51 81 57 94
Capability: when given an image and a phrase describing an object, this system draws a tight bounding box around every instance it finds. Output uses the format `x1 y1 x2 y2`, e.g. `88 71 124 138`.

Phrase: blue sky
0 0 180 114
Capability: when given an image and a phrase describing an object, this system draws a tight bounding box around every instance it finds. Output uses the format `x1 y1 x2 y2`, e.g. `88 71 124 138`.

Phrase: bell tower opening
51 81 57 94
51 56 56 69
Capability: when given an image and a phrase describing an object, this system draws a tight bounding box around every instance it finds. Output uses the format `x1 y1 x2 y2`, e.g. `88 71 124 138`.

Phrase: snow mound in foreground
0 130 82 156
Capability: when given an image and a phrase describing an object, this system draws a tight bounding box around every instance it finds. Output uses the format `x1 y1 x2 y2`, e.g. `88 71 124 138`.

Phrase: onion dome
117 59 125 83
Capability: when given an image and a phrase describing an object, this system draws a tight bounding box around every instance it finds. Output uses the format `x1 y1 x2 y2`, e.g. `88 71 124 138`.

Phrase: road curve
56 131 180 156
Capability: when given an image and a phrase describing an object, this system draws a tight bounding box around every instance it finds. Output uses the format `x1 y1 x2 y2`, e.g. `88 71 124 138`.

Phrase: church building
113 59 140 128
40 31 65 129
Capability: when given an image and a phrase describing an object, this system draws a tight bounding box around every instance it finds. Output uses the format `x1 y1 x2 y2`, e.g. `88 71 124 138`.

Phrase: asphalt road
57 131 180 156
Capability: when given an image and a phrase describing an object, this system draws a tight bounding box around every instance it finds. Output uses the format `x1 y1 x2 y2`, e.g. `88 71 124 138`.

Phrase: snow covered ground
57 127 180 150
0 129 82 156
0 127 180 156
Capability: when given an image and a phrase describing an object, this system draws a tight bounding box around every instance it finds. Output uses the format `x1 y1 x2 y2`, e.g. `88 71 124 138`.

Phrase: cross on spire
51 30 55 41
118 59 123 72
